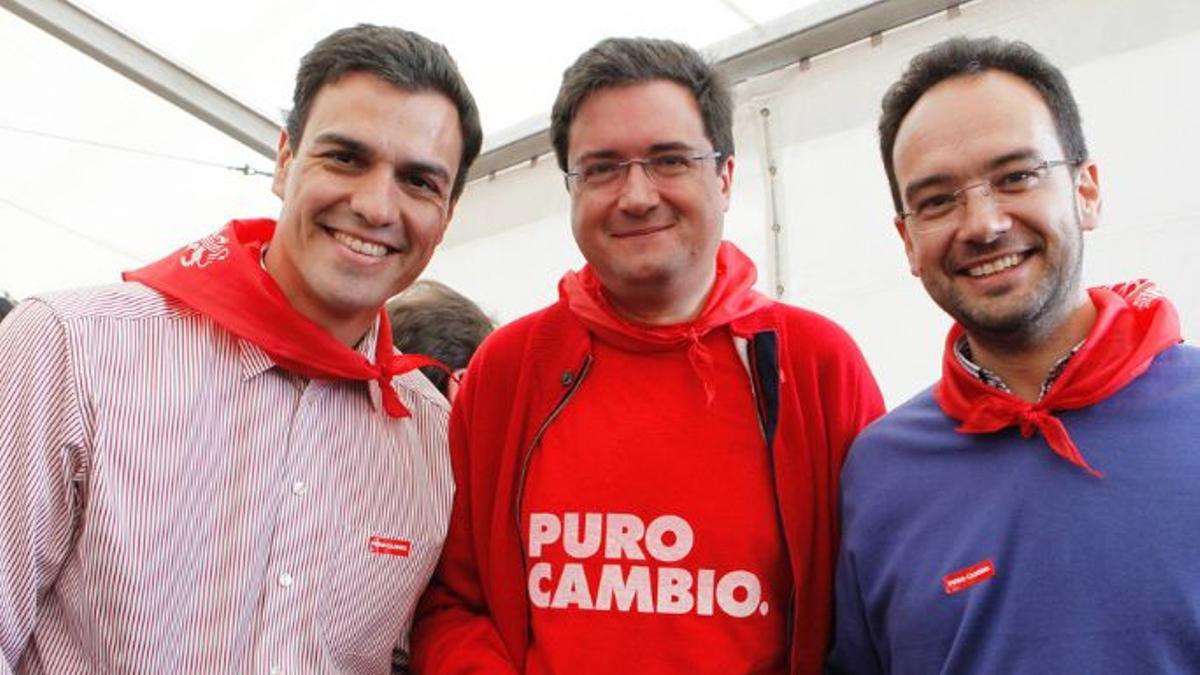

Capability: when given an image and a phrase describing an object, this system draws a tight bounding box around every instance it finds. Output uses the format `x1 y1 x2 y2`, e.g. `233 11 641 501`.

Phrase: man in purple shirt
828 36 1196 675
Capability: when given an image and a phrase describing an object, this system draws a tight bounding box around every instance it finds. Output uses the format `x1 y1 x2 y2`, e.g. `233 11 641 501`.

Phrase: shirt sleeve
409 368 520 675
0 300 89 668
830 336 886 455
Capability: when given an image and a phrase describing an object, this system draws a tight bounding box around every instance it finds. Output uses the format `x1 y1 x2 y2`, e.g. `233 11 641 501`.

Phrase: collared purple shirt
953 335 1084 400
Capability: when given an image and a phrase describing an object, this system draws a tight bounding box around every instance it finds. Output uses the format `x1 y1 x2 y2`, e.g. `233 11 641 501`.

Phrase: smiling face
892 71 1101 342
266 71 463 345
566 80 733 324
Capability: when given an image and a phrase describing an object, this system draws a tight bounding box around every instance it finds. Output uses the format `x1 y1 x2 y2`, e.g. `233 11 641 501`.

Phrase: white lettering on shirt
526 512 769 618
529 513 562 557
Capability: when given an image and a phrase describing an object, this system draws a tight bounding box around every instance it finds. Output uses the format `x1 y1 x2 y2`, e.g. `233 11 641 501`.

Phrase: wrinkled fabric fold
124 218 441 417
935 280 1182 477
558 241 772 405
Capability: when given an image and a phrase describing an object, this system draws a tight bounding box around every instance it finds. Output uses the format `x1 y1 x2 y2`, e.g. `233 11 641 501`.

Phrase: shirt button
269 667 283 675
291 480 308 496
278 572 294 589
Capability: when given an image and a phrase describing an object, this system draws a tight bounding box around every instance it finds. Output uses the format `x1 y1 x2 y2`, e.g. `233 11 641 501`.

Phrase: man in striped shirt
0 24 480 674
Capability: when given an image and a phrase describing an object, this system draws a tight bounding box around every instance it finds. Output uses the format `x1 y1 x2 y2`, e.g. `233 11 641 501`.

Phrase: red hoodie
412 246 884 674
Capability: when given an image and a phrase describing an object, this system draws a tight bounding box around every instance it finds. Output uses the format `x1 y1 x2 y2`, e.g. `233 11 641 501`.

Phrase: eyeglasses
564 152 723 192
901 158 1080 233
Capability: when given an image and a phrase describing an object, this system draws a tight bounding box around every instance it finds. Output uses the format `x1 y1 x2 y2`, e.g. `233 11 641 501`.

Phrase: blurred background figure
0 292 14 323
387 279 494 401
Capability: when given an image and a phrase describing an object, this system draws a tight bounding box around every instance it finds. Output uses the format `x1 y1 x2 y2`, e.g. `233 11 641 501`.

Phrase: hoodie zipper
514 354 593 572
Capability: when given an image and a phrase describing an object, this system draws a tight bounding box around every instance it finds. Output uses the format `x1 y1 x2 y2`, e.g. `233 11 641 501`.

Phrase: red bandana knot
1017 407 1041 438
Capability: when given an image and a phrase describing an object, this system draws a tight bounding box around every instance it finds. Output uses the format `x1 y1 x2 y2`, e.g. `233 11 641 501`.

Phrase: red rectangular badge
368 536 411 558
942 559 995 595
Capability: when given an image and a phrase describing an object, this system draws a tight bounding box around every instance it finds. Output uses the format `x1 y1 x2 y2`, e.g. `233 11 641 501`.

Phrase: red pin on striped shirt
368 536 412 557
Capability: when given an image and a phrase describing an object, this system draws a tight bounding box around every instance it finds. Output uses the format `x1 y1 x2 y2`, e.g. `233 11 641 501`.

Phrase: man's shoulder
753 296 849 336
456 300 588 415
27 281 192 327
473 300 584 367
746 299 868 364
858 387 942 438
1112 342 1200 409
391 368 451 416
1156 342 1200 369
846 386 947 464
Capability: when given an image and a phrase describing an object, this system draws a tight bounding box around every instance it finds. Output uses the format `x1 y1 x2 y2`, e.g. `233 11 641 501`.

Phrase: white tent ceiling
6 0 963 298
82 0 811 136
0 0 820 298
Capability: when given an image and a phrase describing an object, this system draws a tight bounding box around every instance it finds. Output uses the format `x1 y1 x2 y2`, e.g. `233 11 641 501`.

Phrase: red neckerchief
123 218 441 418
559 241 772 405
934 280 1182 477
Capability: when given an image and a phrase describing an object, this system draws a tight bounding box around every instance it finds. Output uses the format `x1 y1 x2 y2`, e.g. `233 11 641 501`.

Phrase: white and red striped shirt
0 283 454 674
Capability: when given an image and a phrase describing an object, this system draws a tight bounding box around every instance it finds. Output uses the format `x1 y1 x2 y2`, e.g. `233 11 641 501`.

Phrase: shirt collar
953 335 1085 401
238 314 383 382
358 316 386 414
238 339 276 380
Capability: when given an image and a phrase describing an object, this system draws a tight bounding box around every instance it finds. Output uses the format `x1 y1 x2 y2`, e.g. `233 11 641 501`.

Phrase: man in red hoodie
412 37 884 675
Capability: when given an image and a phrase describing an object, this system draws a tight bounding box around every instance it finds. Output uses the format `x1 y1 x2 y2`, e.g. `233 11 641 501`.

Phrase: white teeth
331 230 388 258
967 253 1023 278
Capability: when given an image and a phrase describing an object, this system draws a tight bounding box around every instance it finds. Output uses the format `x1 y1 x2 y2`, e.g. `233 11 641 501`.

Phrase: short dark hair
550 37 733 172
386 280 494 396
878 36 1088 214
0 293 14 323
286 24 483 200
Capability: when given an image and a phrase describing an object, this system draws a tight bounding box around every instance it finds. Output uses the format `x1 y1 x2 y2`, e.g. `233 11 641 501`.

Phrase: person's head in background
387 279 494 400
0 293 15 324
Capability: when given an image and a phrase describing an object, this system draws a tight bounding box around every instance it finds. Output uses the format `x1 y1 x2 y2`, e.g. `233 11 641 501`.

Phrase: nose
350 167 401 227
956 181 1011 242
616 162 660 215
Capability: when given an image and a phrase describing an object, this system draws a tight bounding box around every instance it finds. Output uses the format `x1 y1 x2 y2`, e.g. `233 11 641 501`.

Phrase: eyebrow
400 159 452 185
902 148 1044 202
647 142 695 154
573 141 699 165
311 132 370 156
311 132 452 184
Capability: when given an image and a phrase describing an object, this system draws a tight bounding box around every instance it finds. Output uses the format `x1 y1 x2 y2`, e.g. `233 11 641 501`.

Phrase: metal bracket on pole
759 106 786 300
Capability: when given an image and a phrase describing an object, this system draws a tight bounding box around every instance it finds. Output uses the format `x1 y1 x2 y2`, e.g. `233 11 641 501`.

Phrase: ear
718 153 735 212
1075 160 1101 232
272 130 293 199
894 214 921 276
